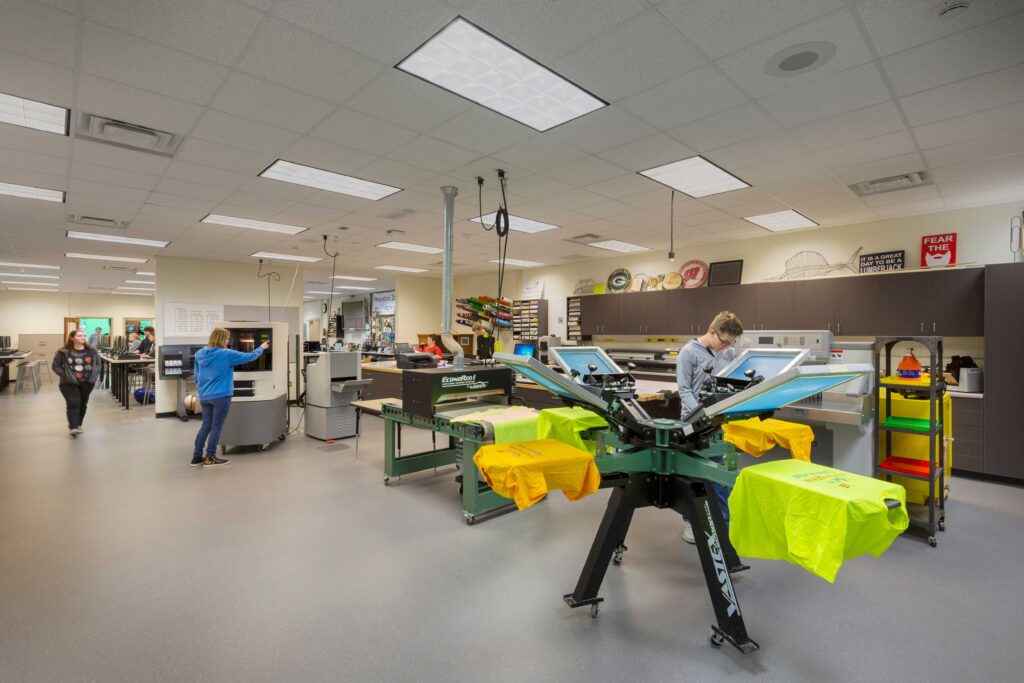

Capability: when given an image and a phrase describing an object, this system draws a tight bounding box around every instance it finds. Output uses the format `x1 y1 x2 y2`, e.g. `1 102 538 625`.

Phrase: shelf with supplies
512 299 548 341
566 296 582 341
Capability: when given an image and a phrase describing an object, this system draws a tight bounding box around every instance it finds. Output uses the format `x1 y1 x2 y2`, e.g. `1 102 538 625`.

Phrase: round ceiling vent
765 41 837 77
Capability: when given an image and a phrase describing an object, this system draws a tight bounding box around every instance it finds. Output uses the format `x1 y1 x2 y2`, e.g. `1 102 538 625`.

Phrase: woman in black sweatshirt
51 328 100 436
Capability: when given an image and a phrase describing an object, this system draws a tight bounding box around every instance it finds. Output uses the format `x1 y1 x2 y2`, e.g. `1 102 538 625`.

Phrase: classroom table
99 353 155 409
0 351 32 393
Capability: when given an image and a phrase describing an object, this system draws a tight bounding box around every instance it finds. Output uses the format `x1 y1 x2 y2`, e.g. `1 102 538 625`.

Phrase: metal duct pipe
439 185 464 368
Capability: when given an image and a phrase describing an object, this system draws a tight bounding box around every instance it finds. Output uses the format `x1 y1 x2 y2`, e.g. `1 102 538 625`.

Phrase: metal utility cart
873 336 946 547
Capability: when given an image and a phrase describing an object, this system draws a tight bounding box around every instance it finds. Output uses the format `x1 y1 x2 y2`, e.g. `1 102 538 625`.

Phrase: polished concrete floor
1 384 1023 682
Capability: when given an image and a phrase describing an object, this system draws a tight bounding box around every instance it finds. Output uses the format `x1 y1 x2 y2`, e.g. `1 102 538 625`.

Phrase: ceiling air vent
68 214 129 230
849 171 931 197
101 265 133 272
564 232 602 244
76 113 184 157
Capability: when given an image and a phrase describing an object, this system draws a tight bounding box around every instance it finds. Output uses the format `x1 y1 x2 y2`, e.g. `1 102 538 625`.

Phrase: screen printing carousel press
490 351 890 654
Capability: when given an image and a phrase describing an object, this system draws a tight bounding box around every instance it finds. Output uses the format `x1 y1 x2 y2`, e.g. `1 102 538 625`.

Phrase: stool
14 362 39 394
140 367 156 405
32 360 51 385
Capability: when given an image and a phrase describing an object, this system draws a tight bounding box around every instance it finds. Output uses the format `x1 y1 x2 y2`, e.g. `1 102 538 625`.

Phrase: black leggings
59 383 95 429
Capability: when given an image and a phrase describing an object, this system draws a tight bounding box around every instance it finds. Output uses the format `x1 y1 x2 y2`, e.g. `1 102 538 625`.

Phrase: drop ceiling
0 0 1021 294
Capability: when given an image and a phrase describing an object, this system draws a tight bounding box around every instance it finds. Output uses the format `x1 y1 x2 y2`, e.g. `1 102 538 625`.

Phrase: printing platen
493 353 607 412
549 346 621 378
707 364 873 418
722 351 803 380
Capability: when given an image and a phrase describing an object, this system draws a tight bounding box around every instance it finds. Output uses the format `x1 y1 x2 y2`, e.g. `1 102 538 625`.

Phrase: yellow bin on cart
877 378 952 505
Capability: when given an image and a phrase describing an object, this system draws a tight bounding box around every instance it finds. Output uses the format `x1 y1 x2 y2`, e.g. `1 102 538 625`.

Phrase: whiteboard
163 302 224 342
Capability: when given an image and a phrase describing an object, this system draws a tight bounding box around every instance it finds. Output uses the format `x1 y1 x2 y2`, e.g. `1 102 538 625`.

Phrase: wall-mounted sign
921 233 957 268
679 260 709 288
859 250 905 273
372 290 396 316
520 279 544 299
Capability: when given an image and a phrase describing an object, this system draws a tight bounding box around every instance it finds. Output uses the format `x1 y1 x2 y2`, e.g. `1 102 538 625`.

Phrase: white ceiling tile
0 124 71 162
461 0 649 63
929 152 1024 186
79 22 229 105
940 179 1024 208
922 131 1024 169
492 137 589 173
498 174 578 201
345 69 469 133
717 9 874 100
597 134 697 172
236 19 385 105
855 0 1024 57
153 178 234 203
0 148 68 177
0 50 74 106
705 130 808 170
221 192 297 213
871 198 946 219
303 190 380 213
354 158 436 189
737 154 831 186
882 12 1024 97
278 137 377 176
680 208 734 226
758 63 891 127
619 65 748 130
136 203 204 222
384 136 481 174
35 0 77 12
698 186 777 209
72 139 172 176
584 174 661 200
427 108 536 156
192 110 301 155
667 103 782 152
621 189 681 209
162 161 250 191
309 107 418 156
574 199 635 219
71 161 161 192
546 107 657 154
815 130 918 169
721 196 791 218
898 64 1024 126
554 10 707 101
82 0 264 66
860 184 939 208
788 100 906 149
277 203 348 223
209 73 336 134
76 74 205 134
66 195 144 216
274 0 456 63
0 0 77 66
546 156 627 187
551 188 611 211
912 100 1024 150
146 192 218 214
659 0 843 58
174 138 273 174
239 176 318 202
830 152 926 185
199 203 275 221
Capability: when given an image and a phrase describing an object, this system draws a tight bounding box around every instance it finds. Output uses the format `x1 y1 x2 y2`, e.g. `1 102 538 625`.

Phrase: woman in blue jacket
191 327 269 467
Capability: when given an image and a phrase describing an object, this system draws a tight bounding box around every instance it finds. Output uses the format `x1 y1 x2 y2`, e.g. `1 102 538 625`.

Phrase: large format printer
218 321 289 452
305 352 371 440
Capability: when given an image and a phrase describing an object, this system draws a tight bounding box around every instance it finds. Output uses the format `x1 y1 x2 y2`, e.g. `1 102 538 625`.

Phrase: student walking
191 327 268 467
52 328 99 436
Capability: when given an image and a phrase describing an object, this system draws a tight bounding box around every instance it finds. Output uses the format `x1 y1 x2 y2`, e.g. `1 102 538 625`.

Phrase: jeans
684 455 731 525
59 382 94 429
193 396 232 457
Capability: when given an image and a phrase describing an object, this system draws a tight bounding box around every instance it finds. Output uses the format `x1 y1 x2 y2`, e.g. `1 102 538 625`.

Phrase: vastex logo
704 500 740 618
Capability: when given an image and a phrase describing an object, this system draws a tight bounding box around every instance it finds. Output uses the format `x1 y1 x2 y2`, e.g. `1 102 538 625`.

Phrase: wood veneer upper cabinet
983 264 1024 480
875 268 984 336
829 276 879 336
675 286 728 335
754 281 798 330
579 294 621 336
724 284 758 330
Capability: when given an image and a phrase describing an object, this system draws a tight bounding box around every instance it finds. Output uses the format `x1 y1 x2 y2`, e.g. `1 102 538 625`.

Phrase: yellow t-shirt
473 439 601 510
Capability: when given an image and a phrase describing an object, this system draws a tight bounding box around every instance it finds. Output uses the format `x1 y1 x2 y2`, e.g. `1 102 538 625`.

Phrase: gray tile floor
1 384 1023 682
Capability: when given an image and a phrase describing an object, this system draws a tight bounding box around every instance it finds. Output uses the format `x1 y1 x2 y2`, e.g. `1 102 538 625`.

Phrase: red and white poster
920 233 957 268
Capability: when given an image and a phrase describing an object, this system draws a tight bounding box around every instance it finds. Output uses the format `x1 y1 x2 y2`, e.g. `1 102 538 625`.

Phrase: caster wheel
279 434 286 441
928 536 938 548
709 633 724 648
612 545 625 565
465 516 476 526
384 477 390 486
938 520 946 532
590 603 600 618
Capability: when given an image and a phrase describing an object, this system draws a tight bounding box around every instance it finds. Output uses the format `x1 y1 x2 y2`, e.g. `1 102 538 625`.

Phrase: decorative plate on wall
607 268 632 292
679 260 709 288
630 273 647 292
663 271 683 289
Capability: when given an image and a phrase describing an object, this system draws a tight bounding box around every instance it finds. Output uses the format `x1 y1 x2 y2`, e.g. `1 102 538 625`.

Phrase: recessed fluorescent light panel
1 280 58 286
376 265 428 273
260 160 401 201
112 291 152 296
65 252 148 263
639 156 749 198
331 275 377 281
397 16 607 132
0 261 60 270
6 287 60 292
118 286 155 291
376 241 444 254
490 258 543 267
743 209 817 231
336 285 374 291
0 272 60 279
66 230 169 248
0 181 64 203
587 240 649 253
0 91 68 134
136 271 155 276
125 280 155 285
473 213 558 234
250 252 323 263
201 214 308 235
306 290 331 295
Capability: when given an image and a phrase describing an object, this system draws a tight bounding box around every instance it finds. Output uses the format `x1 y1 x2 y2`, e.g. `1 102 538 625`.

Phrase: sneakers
203 455 230 467
189 455 205 467
69 426 83 436
681 518 696 544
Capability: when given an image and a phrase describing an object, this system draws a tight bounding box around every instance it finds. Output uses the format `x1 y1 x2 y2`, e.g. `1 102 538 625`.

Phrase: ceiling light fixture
331 275 377 281
376 265 428 273
201 214 309 235
489 258 543 267
1 280 58 286
125 280 155 285
5 287 60 292
260 160 402 200
743 209 818 231
638 156 749 198
306 290 331 295
376 241 444 254
0 261 60 270
66 230 169 248
336 285 374 291
0 91 68 134
136 271 155 276
250 251 323 263
587 240 649 253
117 286 155 291
112 291 152 296
0 181 65 203
65 252 148 263
397 16 607 132
473 213 558 234
0 272 60 279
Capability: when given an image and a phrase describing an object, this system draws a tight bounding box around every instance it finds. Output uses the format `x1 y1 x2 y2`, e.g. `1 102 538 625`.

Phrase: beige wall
0 290 154 348
394 276 441 346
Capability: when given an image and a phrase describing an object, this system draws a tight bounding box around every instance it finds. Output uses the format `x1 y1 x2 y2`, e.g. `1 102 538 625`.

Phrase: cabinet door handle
837 322 841 334
920 322 924 333
828 323 832 332
932 322 936 333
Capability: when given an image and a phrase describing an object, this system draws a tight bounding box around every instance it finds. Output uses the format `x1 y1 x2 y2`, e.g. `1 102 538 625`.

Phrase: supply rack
512 299 548 341
566 296 582 341
872 336 946 547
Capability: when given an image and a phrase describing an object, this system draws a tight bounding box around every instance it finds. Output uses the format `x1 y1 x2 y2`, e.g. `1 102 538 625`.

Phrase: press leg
564 484 637 611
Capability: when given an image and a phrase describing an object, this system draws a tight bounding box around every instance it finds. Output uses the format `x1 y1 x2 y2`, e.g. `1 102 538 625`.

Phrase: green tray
882 416 935 432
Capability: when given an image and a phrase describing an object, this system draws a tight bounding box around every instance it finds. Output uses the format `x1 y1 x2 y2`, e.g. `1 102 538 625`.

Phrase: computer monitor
716 348 809 381
513 342 536 358
706 364 873 418
707 259 743 286
548 346 622 379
